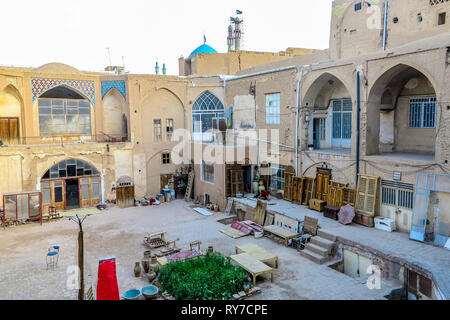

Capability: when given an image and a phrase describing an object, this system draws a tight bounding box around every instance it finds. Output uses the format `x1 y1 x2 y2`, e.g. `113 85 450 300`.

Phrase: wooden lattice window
355 175 380 216
327 186 344 208
342 188 356 207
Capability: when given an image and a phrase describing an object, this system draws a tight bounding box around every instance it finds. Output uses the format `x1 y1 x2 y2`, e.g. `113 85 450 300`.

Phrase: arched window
192 91 224 135
42 159 99 180
38 86 91 136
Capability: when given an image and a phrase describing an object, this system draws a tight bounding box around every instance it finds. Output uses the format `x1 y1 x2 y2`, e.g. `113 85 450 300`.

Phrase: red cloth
97 259 120 300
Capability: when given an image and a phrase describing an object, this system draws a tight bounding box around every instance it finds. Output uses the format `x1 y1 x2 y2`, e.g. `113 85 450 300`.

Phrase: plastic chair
46 246 60 270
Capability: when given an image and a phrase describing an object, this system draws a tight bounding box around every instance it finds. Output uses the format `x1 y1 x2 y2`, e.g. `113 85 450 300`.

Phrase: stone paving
234 196 450 299
0 200 398 300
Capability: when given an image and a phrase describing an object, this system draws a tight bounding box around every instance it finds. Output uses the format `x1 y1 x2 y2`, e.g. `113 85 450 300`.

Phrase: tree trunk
78 231 84 300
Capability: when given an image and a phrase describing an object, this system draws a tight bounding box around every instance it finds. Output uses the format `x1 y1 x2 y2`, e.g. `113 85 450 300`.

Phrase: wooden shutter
0 118 19 145
355 175 379 216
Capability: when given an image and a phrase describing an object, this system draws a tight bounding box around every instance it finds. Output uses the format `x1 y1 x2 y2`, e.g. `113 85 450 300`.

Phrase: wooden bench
230 253 274 285
263 213 301 246
235 243 278 268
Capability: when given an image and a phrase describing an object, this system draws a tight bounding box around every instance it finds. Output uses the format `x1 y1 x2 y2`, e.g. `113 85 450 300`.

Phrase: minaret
155 61 160 75
227 24 234 51
162 63 167 75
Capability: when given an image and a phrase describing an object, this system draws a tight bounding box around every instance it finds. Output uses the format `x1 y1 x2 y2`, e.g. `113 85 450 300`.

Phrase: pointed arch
192 91 225 136
366 63 438 156
31 78 95 105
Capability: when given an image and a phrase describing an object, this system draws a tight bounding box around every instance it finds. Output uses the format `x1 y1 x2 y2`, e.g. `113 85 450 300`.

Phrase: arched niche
102 88 127 139
303 72 353 151
0 85 23 144
367 63 437 156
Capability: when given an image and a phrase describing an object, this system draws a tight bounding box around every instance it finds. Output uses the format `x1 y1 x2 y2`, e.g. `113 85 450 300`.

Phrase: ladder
184 170 194 201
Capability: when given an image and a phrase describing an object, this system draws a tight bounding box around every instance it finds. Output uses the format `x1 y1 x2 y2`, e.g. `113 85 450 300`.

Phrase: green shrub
158 252 248 300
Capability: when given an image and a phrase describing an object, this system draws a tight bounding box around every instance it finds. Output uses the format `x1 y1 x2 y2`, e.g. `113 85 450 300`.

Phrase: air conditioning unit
374 217 396 232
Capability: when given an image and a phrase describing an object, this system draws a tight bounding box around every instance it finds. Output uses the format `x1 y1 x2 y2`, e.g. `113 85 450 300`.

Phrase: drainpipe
382 1 388 51
295 70 301 177
356 71 361 187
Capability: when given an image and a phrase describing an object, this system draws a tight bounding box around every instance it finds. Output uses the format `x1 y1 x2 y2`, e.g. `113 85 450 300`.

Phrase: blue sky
0 0 333 74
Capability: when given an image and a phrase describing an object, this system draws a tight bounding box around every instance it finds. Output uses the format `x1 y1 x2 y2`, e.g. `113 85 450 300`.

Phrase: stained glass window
42 159 99 179
192 91 225 133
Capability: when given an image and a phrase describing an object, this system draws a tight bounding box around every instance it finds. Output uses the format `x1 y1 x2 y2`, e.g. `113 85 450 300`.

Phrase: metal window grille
318 118 326 141
354 2 362 11
381 180 414 209
409 97 436 128
192 91 225 133
266 93 281 124
332 99 352 139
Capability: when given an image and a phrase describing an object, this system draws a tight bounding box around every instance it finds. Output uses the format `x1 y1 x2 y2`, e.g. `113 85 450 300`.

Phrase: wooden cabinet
292 177 304 204
230 165 244 196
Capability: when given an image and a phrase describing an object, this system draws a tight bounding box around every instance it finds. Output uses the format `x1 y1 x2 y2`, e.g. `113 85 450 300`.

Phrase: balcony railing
0 134 128 146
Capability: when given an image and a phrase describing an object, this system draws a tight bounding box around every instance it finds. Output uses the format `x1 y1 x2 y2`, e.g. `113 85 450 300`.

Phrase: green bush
158 252 248 300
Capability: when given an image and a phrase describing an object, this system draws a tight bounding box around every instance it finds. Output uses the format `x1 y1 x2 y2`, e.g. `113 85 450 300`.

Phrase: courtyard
0 200 401 300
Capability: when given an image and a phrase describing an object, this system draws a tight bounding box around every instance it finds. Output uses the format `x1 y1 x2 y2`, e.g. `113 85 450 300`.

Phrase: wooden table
235 243 278 268
230 253 274 285
263 225 301 247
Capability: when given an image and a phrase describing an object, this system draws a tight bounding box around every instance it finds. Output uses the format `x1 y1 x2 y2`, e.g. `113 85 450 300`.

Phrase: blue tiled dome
189 44 218 57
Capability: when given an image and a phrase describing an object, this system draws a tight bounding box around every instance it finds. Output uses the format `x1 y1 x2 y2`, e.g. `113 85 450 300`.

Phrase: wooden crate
309 199 326 212
323 206 340 220
354 212 374 227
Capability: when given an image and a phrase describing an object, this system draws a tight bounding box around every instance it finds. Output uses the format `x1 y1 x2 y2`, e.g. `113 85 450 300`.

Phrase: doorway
66 179 80 209
242 165 253 193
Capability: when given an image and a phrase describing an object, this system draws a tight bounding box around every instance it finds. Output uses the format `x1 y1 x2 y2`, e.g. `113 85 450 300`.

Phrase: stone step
305 243 330 257
317 229 337 242
300 249 328 265
311 236 336 250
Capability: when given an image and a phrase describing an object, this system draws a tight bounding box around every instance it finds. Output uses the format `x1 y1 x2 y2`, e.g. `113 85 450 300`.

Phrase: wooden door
0 118 19 145
315 168 332 201
116 186 135 208
80 177 101 208
292 177 303 204
302 177 315 206
230 166 244 196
